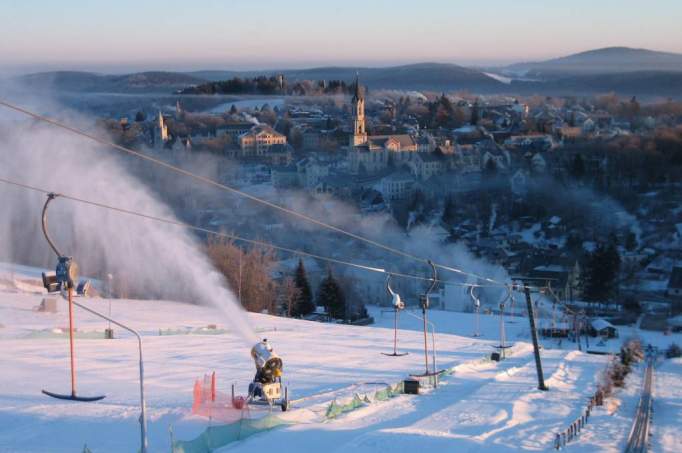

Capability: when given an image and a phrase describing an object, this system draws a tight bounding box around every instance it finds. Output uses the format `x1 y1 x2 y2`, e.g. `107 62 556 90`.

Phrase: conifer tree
471 99 480 125
583 241 621 305
442 196 456 225
317 270 346 320
292 259 314 317
570 153 586 181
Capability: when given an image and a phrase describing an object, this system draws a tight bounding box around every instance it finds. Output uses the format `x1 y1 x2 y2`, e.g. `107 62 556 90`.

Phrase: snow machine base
246 396 289 412
42 389 105 402
237 382 289 412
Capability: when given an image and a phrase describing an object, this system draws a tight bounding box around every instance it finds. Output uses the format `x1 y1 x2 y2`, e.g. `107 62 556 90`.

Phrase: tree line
206 238 366 321
180 76 356 96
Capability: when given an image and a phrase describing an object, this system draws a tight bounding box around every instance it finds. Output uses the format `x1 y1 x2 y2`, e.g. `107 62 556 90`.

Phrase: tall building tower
350 74 367 147
157 111 169 143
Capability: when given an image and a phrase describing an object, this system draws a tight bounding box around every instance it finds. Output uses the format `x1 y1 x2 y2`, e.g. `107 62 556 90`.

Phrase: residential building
218 122 254 141
380 170 416 202
272 165 299 189
668 267 682 298
239 125 287 156
408 152 447 180
349 76 419 174
297 157 330 189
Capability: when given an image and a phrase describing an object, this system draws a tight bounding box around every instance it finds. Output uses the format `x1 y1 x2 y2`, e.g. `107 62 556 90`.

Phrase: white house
380 171 416 202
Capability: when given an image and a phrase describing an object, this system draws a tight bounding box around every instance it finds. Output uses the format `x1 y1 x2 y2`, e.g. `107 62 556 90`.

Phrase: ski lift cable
0 176 530 290
0 100 509 286
545 282 578 316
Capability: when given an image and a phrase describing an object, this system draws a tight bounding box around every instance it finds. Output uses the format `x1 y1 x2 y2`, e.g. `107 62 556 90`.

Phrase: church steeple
350 73 367 147
352 72 362 103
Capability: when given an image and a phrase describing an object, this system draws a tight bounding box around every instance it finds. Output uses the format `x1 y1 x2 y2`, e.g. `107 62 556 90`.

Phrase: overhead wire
0 176 524 290
0 99 509 286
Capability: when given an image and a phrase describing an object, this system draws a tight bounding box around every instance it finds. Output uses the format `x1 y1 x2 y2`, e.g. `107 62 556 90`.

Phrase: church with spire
349 75 419 174
350 74 368 147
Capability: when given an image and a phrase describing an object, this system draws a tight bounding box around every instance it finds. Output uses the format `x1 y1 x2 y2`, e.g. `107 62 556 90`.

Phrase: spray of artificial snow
0 110 256 345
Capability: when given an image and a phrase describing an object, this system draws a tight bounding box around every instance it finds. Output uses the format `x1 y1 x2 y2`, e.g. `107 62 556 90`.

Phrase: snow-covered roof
583 241 596 253
591 318 615 331
534 265 565 273
452 125 478 134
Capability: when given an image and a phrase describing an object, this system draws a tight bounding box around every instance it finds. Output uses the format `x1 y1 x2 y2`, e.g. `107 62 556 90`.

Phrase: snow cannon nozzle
245 339 289 411
251 340 282 384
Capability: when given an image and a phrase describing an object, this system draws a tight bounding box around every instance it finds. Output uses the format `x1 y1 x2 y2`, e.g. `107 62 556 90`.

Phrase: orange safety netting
191 372 248 423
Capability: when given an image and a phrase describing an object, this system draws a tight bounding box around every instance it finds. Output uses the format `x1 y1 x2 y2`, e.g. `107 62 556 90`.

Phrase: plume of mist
371 89 428 101
0 108 256 345
241 112 260 125
262 191 510 308
524 176 643 242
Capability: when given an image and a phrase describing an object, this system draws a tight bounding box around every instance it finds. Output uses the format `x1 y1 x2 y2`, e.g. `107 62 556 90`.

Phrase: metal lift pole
382 275 407 357
524 283 548 391
67 286 77 398
71 299 148 453
421 301 429 375
393 307 399 354
419 261 437 376
40 193 105 403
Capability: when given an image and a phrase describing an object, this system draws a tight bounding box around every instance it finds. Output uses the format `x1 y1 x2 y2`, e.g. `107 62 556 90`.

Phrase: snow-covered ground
0 264 680 452
652 358 682 453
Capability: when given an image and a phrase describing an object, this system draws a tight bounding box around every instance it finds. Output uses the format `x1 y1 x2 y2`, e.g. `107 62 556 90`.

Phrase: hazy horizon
2 0 682 76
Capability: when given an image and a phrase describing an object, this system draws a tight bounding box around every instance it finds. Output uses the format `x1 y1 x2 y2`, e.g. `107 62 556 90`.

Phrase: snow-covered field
652 357 682 453
0 264 680 452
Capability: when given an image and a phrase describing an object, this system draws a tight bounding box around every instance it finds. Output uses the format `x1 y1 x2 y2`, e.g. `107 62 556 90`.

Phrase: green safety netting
325 393 365 418
326 383 404 419
172 414 291 453
176 382 408 451
374 387 390 401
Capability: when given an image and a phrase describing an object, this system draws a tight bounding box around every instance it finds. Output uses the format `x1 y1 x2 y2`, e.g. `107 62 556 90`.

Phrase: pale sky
1 0 681 74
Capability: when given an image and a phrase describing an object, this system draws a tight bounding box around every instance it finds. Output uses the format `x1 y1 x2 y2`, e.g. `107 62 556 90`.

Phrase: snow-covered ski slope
652 357 682 453
0 264 679 452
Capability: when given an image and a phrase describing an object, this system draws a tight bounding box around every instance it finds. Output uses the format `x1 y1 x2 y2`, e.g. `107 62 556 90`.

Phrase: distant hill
188 63 505 91
15 71 206 93
511 70 682 97
12 56 682 98
505 47 682 78
274 63 505 91
13 64 504 94
184 70 242 81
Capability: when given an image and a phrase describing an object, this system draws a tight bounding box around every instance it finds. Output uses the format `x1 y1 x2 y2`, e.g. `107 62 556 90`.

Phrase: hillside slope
2 263 671 452
506 47 682 78
14 63 504 94
15 71 206 93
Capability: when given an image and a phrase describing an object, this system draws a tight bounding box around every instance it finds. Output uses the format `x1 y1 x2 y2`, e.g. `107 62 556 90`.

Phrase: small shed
590 318 618 338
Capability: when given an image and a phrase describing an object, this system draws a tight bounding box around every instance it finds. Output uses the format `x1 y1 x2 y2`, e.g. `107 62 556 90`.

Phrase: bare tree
206 237 278 313
279 276 300 317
